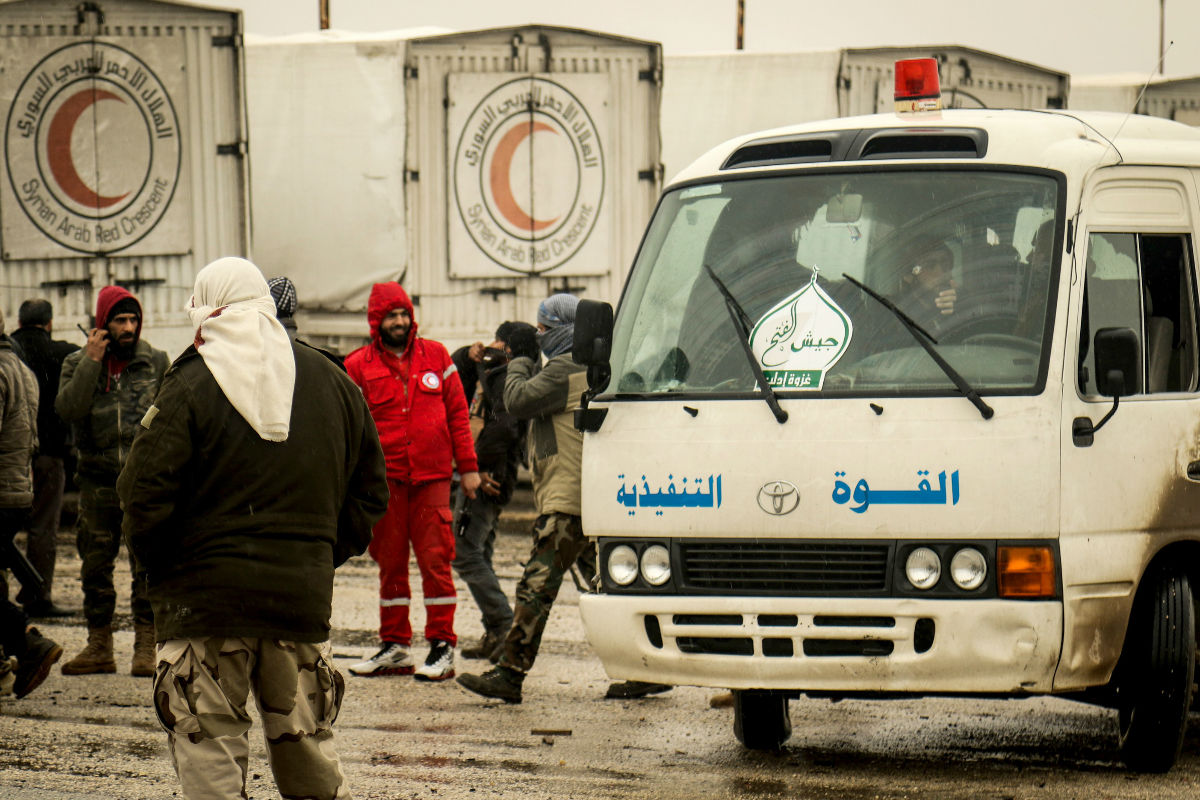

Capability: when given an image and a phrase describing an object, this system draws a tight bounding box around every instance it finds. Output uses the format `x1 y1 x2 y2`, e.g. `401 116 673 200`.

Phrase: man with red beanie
345 282 480 681
56 286 168 677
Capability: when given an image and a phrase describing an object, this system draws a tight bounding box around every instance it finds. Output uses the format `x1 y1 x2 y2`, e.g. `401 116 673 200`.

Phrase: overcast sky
209 0 1200 79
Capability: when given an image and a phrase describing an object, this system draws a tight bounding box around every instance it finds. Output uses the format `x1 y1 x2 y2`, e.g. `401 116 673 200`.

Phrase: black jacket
117 341 389 643
10 326 78 458
451 346 525 506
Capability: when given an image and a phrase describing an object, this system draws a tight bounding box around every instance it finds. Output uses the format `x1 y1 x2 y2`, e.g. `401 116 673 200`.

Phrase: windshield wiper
702 264 788 424
842 273 994 420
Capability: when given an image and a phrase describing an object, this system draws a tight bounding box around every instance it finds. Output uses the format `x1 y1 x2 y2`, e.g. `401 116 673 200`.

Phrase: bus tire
1115 567 1195 773
732 690 792 750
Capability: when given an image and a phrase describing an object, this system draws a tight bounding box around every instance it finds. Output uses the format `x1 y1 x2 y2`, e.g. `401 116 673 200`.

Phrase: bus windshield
607 169 1061 398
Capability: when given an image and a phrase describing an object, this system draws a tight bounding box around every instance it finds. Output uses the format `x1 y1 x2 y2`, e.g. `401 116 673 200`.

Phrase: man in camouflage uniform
56 286 168 676
118 257 388 800
457 294 669 703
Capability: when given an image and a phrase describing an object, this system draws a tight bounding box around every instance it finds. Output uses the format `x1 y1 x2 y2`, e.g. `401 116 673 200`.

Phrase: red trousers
368 479 457 646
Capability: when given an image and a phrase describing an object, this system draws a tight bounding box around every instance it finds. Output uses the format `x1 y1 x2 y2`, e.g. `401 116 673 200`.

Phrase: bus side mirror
572 299 613 432
1073 327 1139 446
1094 327 1139 398
573 299 613 368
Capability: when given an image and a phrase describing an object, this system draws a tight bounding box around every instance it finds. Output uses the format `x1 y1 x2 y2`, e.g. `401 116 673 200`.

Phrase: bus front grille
678 541 891 595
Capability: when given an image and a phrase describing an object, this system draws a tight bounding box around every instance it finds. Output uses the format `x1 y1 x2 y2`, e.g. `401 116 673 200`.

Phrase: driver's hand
935 282 957 315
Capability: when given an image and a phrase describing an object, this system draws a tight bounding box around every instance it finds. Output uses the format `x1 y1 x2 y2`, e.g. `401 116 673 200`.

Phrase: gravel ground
3 499 1199 799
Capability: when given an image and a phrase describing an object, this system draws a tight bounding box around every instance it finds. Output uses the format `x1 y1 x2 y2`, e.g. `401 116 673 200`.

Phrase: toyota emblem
757 481 800 515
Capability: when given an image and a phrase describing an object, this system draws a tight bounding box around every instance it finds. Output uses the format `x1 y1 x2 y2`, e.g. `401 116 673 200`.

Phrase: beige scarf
187 257 296 441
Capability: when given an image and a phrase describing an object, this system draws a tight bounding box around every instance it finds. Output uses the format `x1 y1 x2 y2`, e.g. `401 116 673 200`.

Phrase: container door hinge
405 66 419 79
217 142 246 157
212 34 242 49
638 164 664 182
638 68 662 84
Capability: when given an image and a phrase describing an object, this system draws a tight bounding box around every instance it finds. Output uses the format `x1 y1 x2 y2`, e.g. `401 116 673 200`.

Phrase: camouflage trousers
498 513 596 673
153 637 350 800
76 479 152 628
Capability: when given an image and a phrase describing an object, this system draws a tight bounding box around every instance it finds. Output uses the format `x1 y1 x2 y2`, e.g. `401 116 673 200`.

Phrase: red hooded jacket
344 283 477 482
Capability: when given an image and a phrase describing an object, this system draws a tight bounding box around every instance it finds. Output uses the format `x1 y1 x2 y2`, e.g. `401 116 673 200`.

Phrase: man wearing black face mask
449 322 534 662
458 295 671 703
56 286 168 677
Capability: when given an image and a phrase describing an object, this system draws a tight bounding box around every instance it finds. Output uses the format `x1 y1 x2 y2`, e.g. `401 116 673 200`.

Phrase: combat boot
15 627 63 698
131 623 157 677
61 626 117 675
461 629 504 660
456 665 524 703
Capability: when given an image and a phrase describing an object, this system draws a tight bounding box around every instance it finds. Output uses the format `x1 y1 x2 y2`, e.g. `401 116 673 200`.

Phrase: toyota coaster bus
571 60 1200 772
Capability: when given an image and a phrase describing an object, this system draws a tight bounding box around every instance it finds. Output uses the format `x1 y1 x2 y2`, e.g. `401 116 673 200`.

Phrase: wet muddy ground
3 505 1200 799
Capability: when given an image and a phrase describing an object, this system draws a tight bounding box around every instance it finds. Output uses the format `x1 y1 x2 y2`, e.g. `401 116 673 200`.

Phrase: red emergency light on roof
894 58 943 113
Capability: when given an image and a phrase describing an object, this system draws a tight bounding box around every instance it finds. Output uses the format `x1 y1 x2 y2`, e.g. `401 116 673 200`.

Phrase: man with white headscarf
117 257 389 800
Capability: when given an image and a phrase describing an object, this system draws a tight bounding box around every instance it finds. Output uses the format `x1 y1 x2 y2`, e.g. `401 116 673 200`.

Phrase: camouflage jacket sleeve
55 349 100 422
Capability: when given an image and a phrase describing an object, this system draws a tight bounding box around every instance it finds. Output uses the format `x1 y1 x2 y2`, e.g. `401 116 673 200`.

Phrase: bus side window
1079 232 1200 396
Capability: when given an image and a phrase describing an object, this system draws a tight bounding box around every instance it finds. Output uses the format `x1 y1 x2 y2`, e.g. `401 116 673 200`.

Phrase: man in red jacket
345 283 480 681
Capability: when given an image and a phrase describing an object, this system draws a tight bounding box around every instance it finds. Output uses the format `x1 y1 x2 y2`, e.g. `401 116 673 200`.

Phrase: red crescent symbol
489 120 559 233
47 88 130 210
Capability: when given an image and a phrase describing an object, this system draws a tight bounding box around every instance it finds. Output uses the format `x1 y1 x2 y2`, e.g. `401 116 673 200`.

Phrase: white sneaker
414 640 455 682
349 642 414 676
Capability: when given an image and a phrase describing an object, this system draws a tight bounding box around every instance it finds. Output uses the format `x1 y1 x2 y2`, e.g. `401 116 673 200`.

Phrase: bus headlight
949 547 987 590
905 547 941 590
608 545 639 586
640 544 671 586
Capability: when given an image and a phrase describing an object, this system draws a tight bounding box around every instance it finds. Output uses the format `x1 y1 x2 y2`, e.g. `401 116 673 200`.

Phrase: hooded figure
343 282 479 682
93 285 142 387
368 281 416 350
188 257 296 442
536 293 579 359
457 291 673 702
56 285 168 679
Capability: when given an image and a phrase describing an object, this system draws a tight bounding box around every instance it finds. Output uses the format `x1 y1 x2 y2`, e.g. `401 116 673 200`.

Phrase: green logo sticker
749 270 853 390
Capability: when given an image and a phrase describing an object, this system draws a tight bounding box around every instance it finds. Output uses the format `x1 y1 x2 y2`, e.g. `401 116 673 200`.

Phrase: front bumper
579 594 1062 693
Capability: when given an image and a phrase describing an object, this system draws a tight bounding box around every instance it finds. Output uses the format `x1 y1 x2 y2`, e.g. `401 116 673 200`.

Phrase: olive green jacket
0 339 38 508
56 340 169 482
504 354 587 517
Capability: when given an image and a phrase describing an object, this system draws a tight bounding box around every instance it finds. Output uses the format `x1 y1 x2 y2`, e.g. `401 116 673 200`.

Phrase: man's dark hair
18 298 52 327
495 320 536 345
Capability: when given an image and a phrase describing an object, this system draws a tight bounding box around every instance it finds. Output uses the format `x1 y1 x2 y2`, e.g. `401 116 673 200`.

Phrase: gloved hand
505 326 541 362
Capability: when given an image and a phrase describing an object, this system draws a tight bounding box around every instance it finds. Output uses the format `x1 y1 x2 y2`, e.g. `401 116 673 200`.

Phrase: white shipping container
1071 73 1200 126
245 26 663 355
662 46 1069 182
0 0 250 357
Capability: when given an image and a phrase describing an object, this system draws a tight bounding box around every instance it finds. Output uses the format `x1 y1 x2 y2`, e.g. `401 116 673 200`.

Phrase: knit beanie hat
106 296 140 324
268 276 298 318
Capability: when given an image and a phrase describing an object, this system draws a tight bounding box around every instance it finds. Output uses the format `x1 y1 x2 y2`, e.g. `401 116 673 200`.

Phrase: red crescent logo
47 88 130 210
489 120 559 233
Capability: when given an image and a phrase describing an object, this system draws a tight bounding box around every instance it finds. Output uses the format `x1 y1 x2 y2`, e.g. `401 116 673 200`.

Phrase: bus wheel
732 690 792 750
1115 568 1195 772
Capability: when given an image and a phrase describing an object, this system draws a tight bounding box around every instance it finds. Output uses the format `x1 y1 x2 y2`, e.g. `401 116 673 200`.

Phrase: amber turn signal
997 546 1056 598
